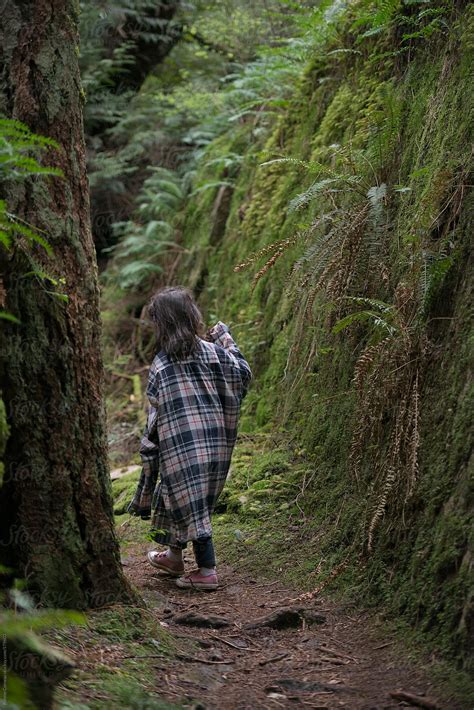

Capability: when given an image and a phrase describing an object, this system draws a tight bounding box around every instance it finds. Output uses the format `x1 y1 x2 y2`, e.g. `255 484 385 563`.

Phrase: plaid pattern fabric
128 321 252 546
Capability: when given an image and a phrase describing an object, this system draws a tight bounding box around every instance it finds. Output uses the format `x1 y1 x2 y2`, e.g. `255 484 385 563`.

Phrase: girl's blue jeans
193 536 216 568
171 536 216 568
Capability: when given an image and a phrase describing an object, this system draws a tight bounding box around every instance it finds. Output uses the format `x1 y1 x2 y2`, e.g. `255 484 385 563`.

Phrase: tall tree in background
80 0 181 255
0 1 133 607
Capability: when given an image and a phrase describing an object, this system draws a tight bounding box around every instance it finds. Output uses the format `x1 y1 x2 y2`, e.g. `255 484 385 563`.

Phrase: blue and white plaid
128 322 251 545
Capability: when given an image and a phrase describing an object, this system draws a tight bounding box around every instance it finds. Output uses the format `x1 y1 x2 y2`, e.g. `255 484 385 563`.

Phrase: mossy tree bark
0 1 134 607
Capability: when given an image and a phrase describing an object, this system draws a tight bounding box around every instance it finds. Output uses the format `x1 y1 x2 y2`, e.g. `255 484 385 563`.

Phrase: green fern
288 176 363 212
0 119 66 319
353 0 402 38
115 262 164 290
106 167 182 290
333 307 398 338
260 157 339 175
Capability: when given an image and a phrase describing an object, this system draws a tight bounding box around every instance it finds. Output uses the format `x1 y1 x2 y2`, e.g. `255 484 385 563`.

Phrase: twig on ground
320 646 357 662
389 690 441 709
258 652 289 666
122 654 164 659
251 580 279 589
176 653 235 665
208 633 256 651
318 656 349 665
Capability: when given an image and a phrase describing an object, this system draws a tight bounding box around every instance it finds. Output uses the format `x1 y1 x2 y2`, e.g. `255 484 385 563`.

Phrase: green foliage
84 0 316 279
0 118 67 323
0 118 60 257
1 608 85 636
0 118 62 178
0 118 67 316
333 296 398 337
0 603 84 709
288 176 363 212
104 168 183 290
353 0 451 46
0 206 52 255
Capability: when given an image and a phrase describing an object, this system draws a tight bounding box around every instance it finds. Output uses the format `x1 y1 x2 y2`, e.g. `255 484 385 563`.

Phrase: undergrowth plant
104 167 183 290
235 159 457 551
0 118 66 321
232 33 467 551
335 286 425 550
235 146 391 313
88 0 326 277
352 0 452 47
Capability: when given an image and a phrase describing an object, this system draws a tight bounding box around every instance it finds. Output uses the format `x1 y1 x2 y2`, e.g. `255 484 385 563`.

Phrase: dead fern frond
251 247 287 289
285 555 352 605
304 286 318 322
297 203 370 306
233 234 300 273
352 337 392 391
367 391 407 551
367 463 396 552
337 278 425 551
406 369 420 499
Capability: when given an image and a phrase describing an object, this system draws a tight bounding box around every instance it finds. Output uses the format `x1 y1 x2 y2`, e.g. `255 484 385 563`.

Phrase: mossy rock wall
174 2 474 664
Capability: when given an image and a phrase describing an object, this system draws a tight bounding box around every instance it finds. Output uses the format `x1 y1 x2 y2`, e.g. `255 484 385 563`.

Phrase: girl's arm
208 321 252 397
139 406 160 477
128 366 160 517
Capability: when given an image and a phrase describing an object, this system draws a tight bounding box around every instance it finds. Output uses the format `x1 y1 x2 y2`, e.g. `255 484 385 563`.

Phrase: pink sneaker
147 550 184 577
176 570 218 591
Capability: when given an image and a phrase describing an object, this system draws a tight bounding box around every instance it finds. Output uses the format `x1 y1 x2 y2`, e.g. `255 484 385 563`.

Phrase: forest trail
117 541 450 710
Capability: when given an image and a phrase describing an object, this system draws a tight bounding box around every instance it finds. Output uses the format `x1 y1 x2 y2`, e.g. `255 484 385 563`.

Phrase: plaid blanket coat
128 322 251 546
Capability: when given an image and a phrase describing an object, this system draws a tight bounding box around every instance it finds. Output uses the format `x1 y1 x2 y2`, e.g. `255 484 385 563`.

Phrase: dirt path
121 542 453 710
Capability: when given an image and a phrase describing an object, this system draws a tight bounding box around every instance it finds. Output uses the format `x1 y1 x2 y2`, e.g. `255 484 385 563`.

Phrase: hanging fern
0 119 66 317
288 175 362 212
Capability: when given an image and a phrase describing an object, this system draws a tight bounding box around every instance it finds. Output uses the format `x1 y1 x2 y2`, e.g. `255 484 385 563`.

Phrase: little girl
128 286 251 590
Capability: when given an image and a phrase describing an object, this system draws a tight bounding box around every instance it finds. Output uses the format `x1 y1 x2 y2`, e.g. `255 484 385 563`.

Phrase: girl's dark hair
148 286 204 360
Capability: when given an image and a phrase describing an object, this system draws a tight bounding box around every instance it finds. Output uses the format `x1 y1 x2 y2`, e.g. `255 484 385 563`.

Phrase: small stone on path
174 612 230 629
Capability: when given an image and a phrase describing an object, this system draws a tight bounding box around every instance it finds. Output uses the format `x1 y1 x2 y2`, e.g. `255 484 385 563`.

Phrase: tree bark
0 0 134 608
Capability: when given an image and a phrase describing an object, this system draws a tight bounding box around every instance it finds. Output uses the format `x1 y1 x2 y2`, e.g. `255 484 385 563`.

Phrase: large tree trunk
0 1 134 608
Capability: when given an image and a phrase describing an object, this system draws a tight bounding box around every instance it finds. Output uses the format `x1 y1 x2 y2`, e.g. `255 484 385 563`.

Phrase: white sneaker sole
175 577 218 590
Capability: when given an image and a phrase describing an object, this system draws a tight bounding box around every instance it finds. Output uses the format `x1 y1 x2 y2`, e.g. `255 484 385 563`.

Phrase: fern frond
234 234 300 272
367 464 396 551
288 177 358 212
332 309 397 336
343 296 394 314
260 157 339 177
